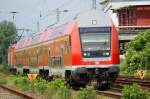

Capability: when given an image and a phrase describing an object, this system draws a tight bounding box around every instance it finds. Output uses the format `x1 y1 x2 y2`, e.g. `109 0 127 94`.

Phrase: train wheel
69 76 75 86
90 79 100 90
39 69 49 79
69 76 81 90
10 68 17 75
90 79 111 90
99 81 111 90
23 69 30 76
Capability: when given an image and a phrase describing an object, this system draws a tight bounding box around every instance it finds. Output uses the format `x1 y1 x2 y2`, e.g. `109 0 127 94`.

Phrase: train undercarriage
9 65 119 90
66 66 119 90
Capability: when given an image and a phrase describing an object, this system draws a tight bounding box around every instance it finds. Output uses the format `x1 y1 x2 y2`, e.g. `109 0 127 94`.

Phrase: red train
8 9 120 89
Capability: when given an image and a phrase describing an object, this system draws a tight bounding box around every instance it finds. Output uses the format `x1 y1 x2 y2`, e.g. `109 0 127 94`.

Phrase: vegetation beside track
122 83 149 99
0 72 97 99
120 29 150 78
77 86 96 99
0 70 150 99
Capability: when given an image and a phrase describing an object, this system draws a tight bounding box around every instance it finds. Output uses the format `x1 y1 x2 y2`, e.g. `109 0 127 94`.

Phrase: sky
0 0 102 36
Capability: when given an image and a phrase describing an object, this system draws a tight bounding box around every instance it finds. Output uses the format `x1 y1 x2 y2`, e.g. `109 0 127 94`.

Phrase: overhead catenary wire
21 0 74 32
19 0 96 37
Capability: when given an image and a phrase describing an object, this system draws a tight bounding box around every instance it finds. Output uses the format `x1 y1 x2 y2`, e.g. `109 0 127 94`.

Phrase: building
100 0 150 54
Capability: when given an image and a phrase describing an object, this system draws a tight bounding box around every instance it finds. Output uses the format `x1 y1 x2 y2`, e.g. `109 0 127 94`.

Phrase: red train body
8 9 120 89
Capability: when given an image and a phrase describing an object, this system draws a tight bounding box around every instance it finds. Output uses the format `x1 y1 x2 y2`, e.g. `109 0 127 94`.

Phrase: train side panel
46 35 72 76
8 45 15 66
111 24 120 64
70 21 82 65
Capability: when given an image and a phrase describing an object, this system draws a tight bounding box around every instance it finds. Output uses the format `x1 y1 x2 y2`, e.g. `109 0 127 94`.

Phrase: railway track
0 75 149 99
112 75 150 92
96 75 150 99
116 75 150 87
0 85 34 99
96 90 122 99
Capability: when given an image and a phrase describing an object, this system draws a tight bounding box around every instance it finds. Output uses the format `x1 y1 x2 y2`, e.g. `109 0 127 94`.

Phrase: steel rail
116 76 150 87
96 90 122 99
0 85 34 99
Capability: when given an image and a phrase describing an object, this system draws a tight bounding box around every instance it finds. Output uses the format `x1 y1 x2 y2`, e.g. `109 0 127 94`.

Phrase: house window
119 8 136 26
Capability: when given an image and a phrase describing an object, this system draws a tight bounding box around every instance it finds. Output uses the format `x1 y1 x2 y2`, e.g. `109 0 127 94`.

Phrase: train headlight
83 53 87 56
106 52 109 56
102 52 109 56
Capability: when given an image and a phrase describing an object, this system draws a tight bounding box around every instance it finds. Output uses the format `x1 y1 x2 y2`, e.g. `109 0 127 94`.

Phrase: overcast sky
0 0 102 36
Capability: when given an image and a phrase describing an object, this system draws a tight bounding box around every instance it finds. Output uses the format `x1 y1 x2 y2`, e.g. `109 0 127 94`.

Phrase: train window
29 56 37 67
64 40 69 53
59 56 61 66
36 49 38 65
44 48 47 55
48 48 51 55
79 27 111 58
48 48 51 66
39 47 42 55
36 49 38 54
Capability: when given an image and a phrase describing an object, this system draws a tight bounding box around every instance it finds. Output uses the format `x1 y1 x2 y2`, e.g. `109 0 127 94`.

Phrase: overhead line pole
92 0 96 9
56 8 60 23
10 11 18 22
37 11 42 32
45 9 68 30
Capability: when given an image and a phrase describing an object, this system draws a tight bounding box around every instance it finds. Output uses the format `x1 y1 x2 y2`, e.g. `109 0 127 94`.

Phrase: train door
61 45 64 66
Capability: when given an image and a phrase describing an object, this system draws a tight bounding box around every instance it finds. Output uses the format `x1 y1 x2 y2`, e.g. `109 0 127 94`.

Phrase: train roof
16 22 74 49
9 44 16 49
16 9 112 50
75 9 112 27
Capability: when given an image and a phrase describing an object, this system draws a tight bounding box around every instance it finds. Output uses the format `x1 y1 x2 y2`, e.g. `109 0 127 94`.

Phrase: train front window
79 27 111 58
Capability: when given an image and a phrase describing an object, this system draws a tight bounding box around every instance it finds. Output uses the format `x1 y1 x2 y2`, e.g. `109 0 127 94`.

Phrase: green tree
121 29 150 75
0 20 17 64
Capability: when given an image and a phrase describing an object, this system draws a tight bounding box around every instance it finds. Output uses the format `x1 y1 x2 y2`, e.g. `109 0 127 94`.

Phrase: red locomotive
8 9 120 89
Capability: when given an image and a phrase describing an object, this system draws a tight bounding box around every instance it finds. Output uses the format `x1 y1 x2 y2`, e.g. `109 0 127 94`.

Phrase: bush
122 83 148 99
77 86 96 99
31 78 48 94
12 76 49 94
0 76 7 84
0 64 7 71
47 78 70 99
121 29 150 75
13 76 31 91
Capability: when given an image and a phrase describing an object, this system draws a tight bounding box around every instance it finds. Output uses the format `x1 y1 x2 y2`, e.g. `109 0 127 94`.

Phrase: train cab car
11 9 120 90
66 9 120 89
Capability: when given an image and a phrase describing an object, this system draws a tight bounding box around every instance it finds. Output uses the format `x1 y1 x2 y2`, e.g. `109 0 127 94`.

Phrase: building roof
100 0 150 11
111 1 150 10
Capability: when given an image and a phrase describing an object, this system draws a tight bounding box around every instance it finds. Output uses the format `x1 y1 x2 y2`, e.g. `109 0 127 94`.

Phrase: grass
0 76 7 84
119 63 150 78
0 72 97 99
145 70 150 78
0 72 71 98
120 69 150 79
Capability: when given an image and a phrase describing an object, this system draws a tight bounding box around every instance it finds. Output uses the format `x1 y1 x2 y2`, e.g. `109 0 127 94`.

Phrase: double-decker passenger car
8 9 120 89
